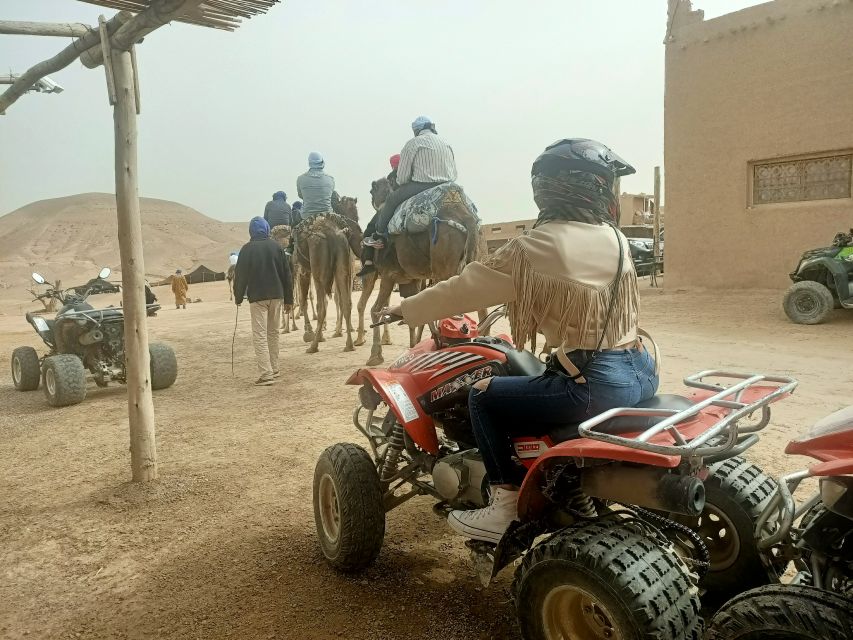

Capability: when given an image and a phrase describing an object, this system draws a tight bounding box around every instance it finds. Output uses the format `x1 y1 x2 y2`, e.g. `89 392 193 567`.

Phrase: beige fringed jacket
401 220 640 350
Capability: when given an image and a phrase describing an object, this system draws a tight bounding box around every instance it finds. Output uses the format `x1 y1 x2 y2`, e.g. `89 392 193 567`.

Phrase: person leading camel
357 153 401 277
171 269 188 309
264 191 292 228
233 217 294 386
296 153 335 218
359 117 457 276
383 139 655 543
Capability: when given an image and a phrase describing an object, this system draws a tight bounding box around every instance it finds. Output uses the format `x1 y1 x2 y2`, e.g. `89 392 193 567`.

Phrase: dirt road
1 281 850 640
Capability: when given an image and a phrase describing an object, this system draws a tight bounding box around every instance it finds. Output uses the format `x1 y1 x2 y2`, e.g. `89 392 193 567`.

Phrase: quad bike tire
11 346 41 391
706 584 853 640
671 456 779 606
313 443 385 572
149 342 178 390
512 519 703 640
783 280 834 325
42 354 87 407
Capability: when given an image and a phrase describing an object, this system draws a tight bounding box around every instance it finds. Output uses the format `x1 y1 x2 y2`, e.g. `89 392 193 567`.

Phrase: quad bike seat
547 394 694 444
505 349 547 377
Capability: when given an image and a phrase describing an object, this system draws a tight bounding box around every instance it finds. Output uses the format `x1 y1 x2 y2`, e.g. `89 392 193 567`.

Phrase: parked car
622 225 664 276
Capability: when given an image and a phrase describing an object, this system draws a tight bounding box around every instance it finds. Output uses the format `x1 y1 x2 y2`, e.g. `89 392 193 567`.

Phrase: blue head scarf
308 151 325 170
292 200 303 211
249 216 270 240
412 116 434 135
273 191 286 201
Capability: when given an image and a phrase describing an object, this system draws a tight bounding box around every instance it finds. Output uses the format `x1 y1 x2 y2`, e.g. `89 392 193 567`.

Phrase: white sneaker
446 487 519 544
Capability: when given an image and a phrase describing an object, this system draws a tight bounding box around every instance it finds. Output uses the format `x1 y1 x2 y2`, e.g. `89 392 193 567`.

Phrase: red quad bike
707 406 853 640
312 309 797 640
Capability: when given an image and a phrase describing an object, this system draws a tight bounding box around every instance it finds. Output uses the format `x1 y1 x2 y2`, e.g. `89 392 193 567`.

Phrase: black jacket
233 238 293 305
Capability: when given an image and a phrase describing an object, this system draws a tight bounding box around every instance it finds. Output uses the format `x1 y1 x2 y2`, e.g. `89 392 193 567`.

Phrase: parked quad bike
312 307 797 640
707 405 853 640
783 228 853 324
10 269 177 407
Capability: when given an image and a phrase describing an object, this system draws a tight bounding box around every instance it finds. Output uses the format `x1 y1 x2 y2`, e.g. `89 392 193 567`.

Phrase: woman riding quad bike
314 140 796 640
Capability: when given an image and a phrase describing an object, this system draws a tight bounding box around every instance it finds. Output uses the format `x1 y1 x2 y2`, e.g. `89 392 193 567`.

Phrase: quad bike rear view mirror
31 273 46 285
98 267 111 280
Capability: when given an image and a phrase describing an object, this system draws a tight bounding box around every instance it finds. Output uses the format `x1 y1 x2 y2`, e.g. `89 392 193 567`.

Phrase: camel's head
371 178 392 211
334 195 359 222
270 224 292 247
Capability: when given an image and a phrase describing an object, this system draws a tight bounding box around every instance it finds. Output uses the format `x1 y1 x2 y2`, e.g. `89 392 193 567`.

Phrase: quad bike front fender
347 368 439 454
793 256 849 298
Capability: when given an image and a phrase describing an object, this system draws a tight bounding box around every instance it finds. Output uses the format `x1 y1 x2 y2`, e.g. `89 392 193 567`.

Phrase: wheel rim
794 293 817 316
318 474 341 545
45 368 56 397
696 503 740 571
12 357 22 384
542 585 623 640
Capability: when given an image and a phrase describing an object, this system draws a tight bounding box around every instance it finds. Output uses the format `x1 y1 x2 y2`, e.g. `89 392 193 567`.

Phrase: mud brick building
665 0 853 288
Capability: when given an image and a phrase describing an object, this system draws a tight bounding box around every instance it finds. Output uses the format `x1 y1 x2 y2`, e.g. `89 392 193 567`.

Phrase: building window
753 153 852 205
491 226 502 234
516 225 526 231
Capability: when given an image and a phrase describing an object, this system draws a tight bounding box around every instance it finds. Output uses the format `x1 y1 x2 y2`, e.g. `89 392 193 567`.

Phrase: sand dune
0 193 249 296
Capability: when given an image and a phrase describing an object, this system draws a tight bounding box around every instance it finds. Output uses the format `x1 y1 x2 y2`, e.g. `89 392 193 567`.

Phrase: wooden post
111 48 157 482
652 166 662 284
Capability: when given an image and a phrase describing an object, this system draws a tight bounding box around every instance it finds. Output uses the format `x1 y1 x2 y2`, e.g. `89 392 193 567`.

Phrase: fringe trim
488 241 640 348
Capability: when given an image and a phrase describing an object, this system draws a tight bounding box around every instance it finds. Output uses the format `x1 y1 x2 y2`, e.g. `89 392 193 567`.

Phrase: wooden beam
98 15 117 105
110 47 158 482
80 0 204 69
651 166 662 287
0 12 131 115
0 20 91 38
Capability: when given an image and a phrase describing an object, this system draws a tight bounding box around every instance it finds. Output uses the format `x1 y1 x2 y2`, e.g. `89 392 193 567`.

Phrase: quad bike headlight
820 477 853 519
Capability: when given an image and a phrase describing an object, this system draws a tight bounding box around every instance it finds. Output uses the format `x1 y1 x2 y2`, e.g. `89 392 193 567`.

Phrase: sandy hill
0 193 248 294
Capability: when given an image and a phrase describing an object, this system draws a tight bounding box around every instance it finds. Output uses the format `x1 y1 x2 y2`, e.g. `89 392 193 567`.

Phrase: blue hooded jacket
233 217 293 305
250 216 270 239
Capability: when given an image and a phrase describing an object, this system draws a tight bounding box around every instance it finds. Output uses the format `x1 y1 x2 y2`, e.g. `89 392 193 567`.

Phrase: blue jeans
468 348 659 485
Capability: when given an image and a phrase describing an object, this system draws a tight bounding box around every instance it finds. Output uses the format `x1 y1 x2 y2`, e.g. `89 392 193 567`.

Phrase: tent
184 265 225 284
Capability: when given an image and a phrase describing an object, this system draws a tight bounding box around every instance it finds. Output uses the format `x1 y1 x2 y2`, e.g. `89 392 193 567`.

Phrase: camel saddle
386 182 479 236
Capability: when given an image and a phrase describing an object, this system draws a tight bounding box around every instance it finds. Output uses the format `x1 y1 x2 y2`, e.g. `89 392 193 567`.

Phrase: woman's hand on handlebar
371 304 404 327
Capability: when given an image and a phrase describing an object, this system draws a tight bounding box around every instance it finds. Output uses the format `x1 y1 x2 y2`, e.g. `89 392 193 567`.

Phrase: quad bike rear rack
578 370 798 459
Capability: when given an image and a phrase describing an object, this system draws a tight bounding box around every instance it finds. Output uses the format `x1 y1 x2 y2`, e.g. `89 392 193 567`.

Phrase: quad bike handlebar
577 370 798 459
370 313 403 328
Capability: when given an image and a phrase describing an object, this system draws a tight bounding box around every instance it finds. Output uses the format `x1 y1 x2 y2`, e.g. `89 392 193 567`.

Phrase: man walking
171 269 189 309
233 217 293 386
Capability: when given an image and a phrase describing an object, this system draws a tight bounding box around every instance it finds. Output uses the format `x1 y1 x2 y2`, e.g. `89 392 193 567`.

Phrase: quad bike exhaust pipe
79 329 104 345
580 464 705 516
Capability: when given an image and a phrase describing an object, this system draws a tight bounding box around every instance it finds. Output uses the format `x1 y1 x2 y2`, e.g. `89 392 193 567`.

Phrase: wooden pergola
0 0 279 482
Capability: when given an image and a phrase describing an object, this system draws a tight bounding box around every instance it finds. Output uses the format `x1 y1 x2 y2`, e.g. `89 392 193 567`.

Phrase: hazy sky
0 0 768 224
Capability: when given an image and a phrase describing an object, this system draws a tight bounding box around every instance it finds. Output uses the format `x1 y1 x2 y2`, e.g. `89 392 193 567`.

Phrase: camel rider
290 201 304 228
296 152 336 218
357 154 402 277
359 117 457 275
264 191 292 228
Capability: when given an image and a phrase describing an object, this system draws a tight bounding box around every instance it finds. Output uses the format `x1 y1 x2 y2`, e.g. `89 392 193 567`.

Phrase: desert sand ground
1 280 851 640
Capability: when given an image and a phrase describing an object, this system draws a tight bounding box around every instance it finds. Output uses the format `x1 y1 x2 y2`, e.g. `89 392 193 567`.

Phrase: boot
356 246 377 277
446 487 519 544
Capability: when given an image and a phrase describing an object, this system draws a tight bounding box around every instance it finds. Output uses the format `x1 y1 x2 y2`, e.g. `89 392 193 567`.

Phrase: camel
270 225 331 337
291 212 355 353
346 177 484 366
226 264 235 301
